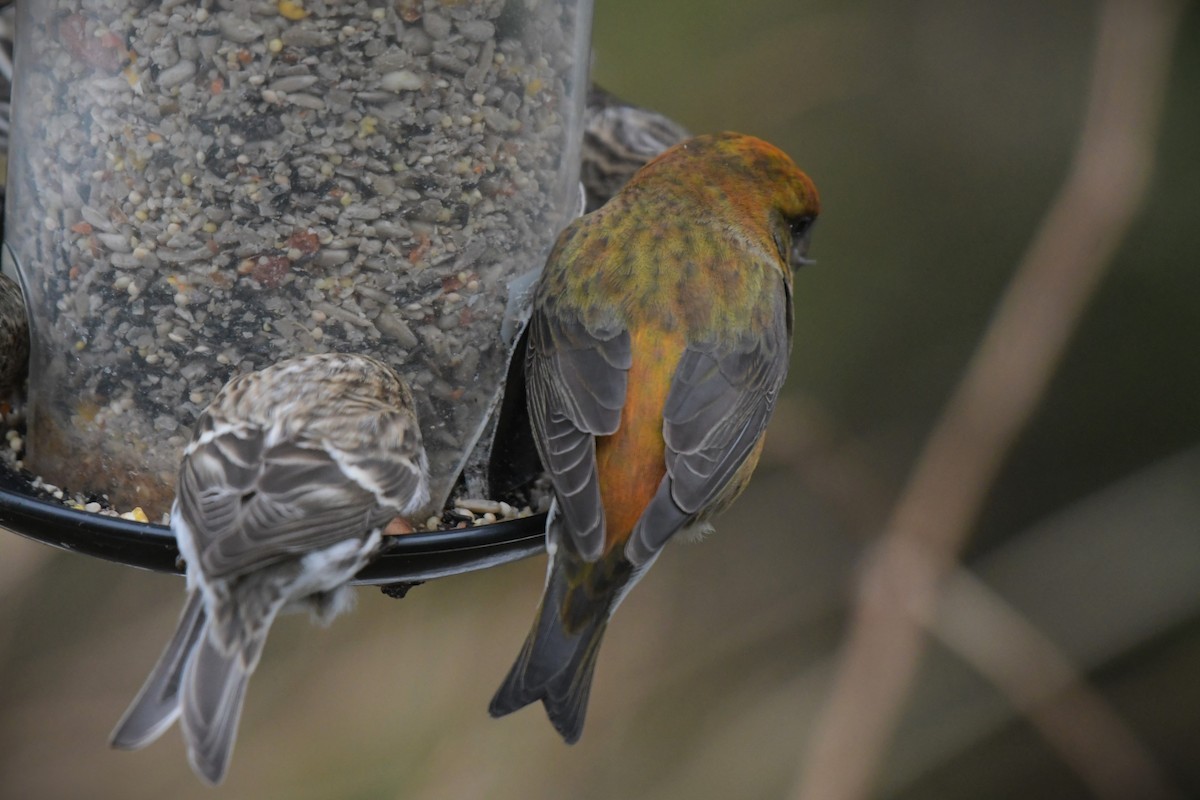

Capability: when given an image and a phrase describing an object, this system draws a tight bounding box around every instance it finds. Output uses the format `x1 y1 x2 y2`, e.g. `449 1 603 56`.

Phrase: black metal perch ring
0 464 548 585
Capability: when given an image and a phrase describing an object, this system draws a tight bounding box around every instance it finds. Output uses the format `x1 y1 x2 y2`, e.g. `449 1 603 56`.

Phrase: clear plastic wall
5 0 592 518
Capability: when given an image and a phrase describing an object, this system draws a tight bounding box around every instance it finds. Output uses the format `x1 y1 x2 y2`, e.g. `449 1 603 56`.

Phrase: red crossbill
489 132 820 742
111 353 429 784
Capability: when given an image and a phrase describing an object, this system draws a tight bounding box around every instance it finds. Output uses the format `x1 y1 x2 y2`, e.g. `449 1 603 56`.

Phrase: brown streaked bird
111 353 429 784
581 85 691 212
489 132 820 742
0 272 29 398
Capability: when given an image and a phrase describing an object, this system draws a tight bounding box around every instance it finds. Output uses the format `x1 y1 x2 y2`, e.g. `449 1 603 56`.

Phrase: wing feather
627 276 792 564
526 309 631 560
179 429 401 581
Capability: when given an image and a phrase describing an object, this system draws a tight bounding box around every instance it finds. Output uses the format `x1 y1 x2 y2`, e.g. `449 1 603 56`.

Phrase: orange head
625 132 821 272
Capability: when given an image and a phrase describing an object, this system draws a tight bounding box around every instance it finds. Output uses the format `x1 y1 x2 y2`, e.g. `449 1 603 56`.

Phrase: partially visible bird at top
489 132 821 743
0 271 28 399
581 85 691 212
111 352 430 785
498 87 687 345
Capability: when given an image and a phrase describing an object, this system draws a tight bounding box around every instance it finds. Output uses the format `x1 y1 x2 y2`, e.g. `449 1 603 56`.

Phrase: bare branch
791 1 1188 798
931 570 1183 800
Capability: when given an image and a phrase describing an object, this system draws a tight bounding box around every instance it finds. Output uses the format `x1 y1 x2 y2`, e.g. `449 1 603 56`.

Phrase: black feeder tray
0 344 550 587
0 462 547 586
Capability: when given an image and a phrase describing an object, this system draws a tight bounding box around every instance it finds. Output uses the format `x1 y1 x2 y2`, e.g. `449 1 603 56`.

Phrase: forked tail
180 624 255 785
110 590 207 750
113 586 270 784
489 545 636 744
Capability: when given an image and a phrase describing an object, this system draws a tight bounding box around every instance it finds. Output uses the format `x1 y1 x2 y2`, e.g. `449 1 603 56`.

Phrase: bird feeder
0 0 592 579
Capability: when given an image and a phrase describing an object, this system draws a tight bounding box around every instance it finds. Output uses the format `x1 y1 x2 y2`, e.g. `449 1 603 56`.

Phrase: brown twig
791 1 1187 798
930 570 1184 800
780 400 1191 797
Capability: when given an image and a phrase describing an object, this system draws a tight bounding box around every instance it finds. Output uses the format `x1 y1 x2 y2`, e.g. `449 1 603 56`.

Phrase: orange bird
490 132 820 742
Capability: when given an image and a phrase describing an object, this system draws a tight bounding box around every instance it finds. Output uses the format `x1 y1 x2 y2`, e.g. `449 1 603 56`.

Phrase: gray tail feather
110 590 207 750
488 561 612 744
180 628 255 785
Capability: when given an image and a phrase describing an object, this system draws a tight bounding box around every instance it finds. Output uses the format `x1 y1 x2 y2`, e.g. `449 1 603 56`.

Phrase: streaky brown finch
489 132 820 742
581 85 691 212
111 353 429 784
0 272 28 399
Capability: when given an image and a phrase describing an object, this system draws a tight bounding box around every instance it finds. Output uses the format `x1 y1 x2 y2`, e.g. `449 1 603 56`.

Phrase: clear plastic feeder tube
5 0 591 519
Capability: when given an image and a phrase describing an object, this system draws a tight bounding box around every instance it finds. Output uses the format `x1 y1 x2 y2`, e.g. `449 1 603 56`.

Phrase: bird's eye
786 215 816 270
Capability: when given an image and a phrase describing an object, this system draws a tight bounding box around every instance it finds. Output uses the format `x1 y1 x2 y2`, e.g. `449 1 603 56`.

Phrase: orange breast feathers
593 326 685 550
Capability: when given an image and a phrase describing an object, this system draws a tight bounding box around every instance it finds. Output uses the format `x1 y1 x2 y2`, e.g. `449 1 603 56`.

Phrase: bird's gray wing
525 308 631 561
331 406 431 517
627 278 792 565
176 418 391 581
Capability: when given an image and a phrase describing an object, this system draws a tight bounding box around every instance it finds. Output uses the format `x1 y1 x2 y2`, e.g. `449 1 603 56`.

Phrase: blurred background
2 0 1198 797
